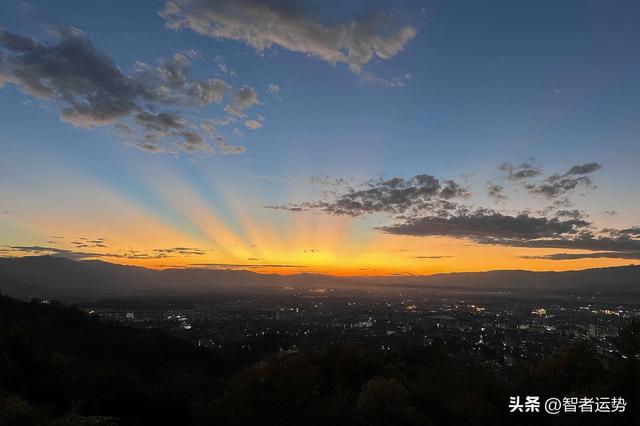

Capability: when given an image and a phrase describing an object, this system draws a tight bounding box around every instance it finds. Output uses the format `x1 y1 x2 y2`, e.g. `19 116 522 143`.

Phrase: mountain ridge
0 255 638 299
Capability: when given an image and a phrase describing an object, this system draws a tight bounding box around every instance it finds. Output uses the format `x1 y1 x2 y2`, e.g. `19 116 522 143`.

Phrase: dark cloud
606 226 640 238
2 245 103 261
0 27 255 154
525 174 596 199
567 162 602 175
377 209 590 240
70 238 108 249
3 245 212 260
521 251 640 260
554 209 585 220
161 0 416 77
524 163 601 200
497 161 602 200
487 182 507 203
267 174 469 216
498 161 542 181
478 234 640 252
414 255 452 259
0 27 136 127
378 208 640 257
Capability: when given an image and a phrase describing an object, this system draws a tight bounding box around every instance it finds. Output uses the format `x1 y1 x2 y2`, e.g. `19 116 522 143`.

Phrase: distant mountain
0 255 638 299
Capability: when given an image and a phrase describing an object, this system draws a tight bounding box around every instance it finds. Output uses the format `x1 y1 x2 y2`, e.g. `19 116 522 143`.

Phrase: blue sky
1 0 639 274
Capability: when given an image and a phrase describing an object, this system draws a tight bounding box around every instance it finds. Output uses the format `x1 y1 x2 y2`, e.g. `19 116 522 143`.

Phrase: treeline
0 294 638 425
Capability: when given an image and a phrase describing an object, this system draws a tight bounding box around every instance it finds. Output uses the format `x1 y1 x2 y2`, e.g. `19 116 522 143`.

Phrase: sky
1 0 639 275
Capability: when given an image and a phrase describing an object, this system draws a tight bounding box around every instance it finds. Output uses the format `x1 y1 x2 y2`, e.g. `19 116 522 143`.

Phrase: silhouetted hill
0 256 638 299
363 265 640 292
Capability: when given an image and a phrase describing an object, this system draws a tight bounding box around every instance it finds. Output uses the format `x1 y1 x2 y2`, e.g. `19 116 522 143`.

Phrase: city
82 288 638 366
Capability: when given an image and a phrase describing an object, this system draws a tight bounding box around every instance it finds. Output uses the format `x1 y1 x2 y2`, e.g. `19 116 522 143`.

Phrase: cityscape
85 288 637 364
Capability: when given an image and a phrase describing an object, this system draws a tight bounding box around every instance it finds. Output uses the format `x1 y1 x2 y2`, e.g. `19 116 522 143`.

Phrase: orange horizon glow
1 156 637 277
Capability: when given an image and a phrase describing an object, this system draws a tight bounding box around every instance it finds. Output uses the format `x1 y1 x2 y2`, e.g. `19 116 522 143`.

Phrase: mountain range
0 255 638 299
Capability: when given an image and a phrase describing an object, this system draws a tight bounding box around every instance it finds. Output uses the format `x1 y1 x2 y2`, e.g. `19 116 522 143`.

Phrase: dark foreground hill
0 294 639 426
0 256 639 299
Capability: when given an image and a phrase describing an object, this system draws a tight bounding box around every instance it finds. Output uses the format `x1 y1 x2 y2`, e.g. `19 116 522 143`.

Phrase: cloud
487 182 507 203
0 27 137 127
189 262 307 270
224 85 259 117
264 161 637 261
358 71 412 88
377 209 590 240
308 176 350 187
161 0 416 75
70 238 108 249
0 27 260 154
567 162 602 175
375 209 640 263
498 160 542 181
2 245 104 261
217 140 246 154
498 161 602 200
131 49 230 106
525 173 597 199
2 245 212 260
217 62 236 76
521 251 640 260
267 174 469 216
267 83 279 95
414 255 452 259
503 234 640 252
244 119 262 129
554 209 585 220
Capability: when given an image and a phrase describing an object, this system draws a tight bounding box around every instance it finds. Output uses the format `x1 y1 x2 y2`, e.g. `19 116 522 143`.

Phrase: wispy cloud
189 262 307 270
161 0 416 84
2 245 214 260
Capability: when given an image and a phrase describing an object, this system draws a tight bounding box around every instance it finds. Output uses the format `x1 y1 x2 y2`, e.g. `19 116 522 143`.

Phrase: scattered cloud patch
0 27 262 154
487 182 507 203
498 160 602 200
499 160 542 181
2 244 213 260
224 85 260 117
267 174 469 216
